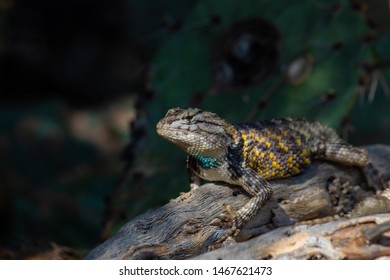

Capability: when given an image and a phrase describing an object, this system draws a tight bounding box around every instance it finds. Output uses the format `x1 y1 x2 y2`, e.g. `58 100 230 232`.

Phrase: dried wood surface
86 145 390 260
193 213 390 260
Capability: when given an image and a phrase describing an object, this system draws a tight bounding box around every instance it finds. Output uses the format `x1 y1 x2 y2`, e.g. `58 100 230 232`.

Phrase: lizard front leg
210 167 273 245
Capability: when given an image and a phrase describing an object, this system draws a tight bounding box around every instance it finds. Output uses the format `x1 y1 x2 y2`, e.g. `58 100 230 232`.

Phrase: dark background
0 0 389 259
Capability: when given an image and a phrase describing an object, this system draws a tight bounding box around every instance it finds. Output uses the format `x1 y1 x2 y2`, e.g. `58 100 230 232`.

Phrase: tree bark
86 145 390 260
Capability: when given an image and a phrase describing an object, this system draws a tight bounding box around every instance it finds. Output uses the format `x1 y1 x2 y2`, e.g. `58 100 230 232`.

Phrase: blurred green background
0 0 389 259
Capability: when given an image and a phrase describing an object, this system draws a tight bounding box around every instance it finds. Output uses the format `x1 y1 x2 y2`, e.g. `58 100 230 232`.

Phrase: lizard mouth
156 121 168 136
156 124 181 142
156 121 189 136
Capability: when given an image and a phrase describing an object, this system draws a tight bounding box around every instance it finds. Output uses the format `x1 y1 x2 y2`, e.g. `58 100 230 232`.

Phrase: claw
209 204 242 248
209 204 236 227
363 163 386 192
210 215 232 227
171 191 194 202
225 204 237 219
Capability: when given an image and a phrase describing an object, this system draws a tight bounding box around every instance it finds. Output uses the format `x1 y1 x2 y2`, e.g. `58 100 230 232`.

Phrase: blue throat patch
194 155 221 169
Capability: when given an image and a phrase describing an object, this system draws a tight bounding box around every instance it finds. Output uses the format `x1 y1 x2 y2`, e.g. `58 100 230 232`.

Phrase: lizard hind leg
322 142 385 192
322 142 369 167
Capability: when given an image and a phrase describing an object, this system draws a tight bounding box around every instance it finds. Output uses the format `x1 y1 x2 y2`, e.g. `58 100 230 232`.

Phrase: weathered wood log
193 213 390 260
85 145 390 260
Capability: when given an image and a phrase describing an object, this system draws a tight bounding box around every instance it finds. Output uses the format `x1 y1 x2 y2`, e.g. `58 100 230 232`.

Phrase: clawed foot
367 174 386 193
363 163 386 193
209 204 241 248
210 204 237 227
171 191 194 202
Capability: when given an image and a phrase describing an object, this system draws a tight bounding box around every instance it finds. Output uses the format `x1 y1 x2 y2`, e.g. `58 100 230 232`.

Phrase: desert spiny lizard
156 107 384 243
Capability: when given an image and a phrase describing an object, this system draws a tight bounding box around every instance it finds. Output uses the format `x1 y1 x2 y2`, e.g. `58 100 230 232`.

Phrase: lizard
156 107 385 244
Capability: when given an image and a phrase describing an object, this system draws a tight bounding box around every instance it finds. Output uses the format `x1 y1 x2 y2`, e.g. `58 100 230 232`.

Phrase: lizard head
156 107 237 156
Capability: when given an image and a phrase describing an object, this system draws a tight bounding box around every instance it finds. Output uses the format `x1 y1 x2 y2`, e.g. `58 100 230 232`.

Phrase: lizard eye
184 115 194 122
179 108 202 122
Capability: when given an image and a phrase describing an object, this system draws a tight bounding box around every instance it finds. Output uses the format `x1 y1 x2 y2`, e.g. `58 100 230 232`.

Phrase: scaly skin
156 107 384 244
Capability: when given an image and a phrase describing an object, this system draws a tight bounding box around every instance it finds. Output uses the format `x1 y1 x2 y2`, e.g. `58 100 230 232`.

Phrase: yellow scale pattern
241 129 312 180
